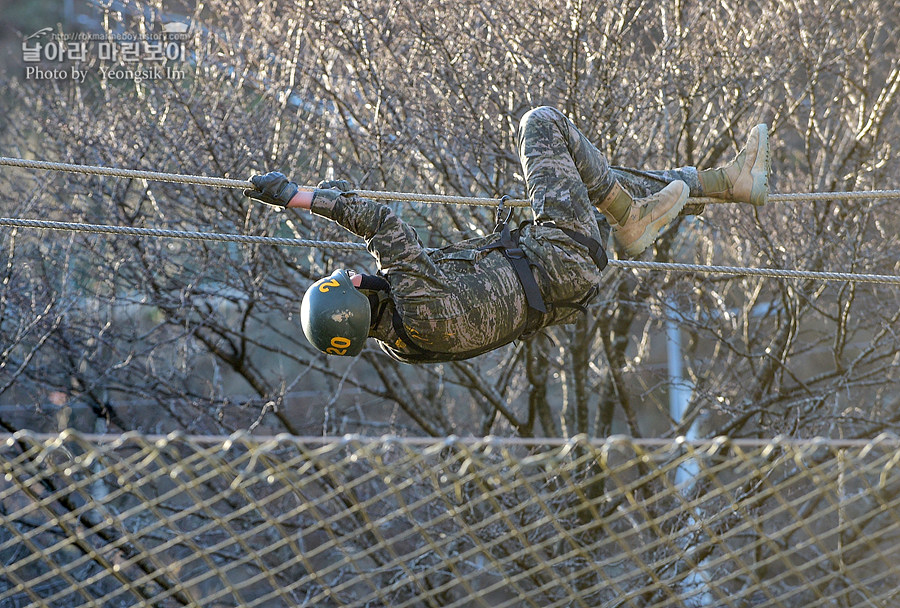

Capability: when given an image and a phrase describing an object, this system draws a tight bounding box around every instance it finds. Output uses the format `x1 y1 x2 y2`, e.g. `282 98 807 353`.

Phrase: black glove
243 172 299 208
316 179 356 194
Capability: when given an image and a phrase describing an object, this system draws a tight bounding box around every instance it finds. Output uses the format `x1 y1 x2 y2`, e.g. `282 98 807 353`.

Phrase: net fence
1 431 900 608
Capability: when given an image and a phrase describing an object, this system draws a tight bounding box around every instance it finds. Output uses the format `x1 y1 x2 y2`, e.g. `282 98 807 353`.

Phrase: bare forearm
288 190 313 209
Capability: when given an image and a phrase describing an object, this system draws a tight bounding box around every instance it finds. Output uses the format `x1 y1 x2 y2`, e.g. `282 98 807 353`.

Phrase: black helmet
301 269 370 356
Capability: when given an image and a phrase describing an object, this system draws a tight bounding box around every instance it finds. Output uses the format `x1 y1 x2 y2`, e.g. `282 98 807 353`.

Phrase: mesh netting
1 431 899 607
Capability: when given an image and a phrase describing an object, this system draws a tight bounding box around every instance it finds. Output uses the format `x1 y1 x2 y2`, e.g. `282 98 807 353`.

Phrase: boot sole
749 124 770 206
623 183 689 257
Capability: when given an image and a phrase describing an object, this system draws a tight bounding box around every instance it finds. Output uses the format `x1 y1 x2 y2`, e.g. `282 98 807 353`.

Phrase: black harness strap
479 223 547 314
556 226 608 271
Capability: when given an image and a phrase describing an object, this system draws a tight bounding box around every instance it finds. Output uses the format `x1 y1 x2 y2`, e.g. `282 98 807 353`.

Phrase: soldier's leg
611 166 706 215
610 166 703 199
516 106 610 242
611 123 770 207
517 106 688 257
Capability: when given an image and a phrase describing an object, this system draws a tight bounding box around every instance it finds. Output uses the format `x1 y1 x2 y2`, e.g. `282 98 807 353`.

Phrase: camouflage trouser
613 166 706 216
517 106 704 244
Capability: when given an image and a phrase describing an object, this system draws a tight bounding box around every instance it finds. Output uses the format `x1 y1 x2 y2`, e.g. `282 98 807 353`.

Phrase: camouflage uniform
309 106 704 363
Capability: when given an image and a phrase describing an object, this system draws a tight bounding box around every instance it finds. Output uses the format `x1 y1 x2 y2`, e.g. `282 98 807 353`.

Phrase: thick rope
2 217 898 285
0 156 528 207
4 156 900 207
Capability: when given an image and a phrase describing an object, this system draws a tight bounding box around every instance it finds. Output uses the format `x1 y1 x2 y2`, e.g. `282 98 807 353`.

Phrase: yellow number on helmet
318 278 341 293
326 336 352 355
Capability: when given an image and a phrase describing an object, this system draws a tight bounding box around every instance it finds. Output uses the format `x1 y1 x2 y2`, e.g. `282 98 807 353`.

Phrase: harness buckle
494 194 513 229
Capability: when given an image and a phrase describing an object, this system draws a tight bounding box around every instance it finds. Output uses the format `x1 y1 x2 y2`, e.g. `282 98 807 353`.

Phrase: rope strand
4 155 900 207
0 218 365 251
2 217 897 285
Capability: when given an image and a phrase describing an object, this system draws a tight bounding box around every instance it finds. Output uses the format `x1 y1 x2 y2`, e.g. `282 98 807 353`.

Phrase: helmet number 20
326 336 353 355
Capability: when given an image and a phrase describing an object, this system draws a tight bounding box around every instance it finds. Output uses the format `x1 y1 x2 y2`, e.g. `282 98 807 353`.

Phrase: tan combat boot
699 124 770 206
597 180 689 257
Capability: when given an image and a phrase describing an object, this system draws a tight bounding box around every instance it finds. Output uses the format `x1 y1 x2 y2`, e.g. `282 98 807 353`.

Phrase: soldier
245 106 769 363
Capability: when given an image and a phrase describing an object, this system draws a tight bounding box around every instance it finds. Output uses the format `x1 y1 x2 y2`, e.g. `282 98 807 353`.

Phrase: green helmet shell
301 269 371 356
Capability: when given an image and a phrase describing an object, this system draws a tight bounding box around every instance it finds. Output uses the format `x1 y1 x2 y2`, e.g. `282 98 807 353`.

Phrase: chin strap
357 274 392 329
